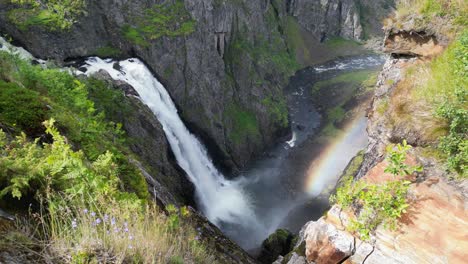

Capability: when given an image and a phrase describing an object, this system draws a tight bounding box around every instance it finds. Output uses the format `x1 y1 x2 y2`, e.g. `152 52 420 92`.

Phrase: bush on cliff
0 50 214 262
7 0 87 31
0 121 211 263
331 141 420 240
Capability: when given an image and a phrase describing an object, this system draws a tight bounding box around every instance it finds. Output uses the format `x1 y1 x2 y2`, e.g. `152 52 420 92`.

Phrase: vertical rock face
287 0 363 41
0 0 292 173
0 0 391 174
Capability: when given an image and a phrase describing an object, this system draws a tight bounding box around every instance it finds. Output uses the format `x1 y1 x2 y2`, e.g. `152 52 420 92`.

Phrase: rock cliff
0 0 388 174
277 9 468 264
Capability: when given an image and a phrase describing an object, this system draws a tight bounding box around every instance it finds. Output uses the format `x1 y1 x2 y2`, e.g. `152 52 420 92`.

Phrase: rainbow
305 115 368 196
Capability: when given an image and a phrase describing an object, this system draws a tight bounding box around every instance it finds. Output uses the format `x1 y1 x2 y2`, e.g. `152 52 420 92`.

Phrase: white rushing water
82 58 258 228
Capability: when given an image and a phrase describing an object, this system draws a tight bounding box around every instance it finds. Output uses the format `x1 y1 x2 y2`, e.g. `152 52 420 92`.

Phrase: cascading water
79 54 385 250
83 57 259 230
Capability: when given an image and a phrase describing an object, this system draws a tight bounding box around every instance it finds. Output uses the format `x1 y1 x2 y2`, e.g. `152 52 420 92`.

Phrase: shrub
437 88 467 177
385 140 423 176
0 50 148 198
330 141 418 240
122 0 196 46
8 0 87 31
0 80 47 134
225 103 261 144
0 121 212 263
411 30 467 177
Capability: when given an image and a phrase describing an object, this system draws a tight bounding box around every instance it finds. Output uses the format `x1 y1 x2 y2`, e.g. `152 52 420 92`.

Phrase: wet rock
77 66 87 73
88 70 194 206
112 62 122 71
188 207 259 264
258 229 296 264
296 124 305 131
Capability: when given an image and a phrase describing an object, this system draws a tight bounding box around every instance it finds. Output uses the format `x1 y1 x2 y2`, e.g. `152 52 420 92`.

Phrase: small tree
384 140 423 176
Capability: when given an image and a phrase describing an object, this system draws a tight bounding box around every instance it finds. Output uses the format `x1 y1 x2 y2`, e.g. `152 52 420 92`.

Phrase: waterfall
83 58 258 228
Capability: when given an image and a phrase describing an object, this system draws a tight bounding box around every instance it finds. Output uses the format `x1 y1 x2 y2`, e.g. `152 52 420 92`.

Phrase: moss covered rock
258 229 296 264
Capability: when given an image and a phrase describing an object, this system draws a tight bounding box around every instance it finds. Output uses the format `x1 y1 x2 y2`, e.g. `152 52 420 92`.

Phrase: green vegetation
397 0 467 25
7 0 86 31
284 16 310 60
385 140 423 176
405 30 467 177
93 45 123 58
324 37 362 49
331 141 419 240
437 88 467 177
122 0 196 46
0 49 213 262
311 69 378 95
262 96 288 128
0 81 47 134
311 69 379 138
225 103 260 144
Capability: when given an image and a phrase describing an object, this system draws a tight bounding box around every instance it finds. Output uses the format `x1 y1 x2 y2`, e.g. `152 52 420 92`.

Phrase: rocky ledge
276 17 468 264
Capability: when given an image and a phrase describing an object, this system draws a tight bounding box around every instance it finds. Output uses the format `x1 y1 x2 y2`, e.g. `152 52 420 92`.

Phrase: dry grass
0 203 214 264
45 203 213 264
386 64 449 144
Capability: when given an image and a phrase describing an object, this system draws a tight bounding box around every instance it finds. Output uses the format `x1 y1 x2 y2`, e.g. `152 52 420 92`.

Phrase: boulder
304 218 355 264
258 229 296 264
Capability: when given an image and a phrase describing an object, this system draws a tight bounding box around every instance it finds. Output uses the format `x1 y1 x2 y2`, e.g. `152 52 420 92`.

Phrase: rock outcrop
258 229 296 264
281 10 467 264
87 70 194 206
303 218 355 264
287 0 364 41
294 159 468 264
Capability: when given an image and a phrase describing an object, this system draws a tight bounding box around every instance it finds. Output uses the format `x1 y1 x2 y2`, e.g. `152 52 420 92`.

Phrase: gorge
0 0 466 264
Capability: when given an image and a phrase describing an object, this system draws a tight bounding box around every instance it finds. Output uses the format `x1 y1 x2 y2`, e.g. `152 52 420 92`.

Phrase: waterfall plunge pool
79 54 385 252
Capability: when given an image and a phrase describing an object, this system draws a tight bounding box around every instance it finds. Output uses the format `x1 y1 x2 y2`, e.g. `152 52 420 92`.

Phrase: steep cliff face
88 70 195 206
287 0 364 41
278 9 468 263
0 0 392 174
0 0 294 173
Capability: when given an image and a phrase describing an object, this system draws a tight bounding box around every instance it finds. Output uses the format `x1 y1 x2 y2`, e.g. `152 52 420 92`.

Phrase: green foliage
93 46 122 58
225 9 299 79
169 256 185 264
437 88 467 177
327 106 346 124
324 37 362 49
262 96 288 128
384 140 423 176
122 0 196 46
0 51 149 199
284 16 310 62
397 0 468 25
8 0 86 31
0 80 47 133
311 69 378 95
0 119 133 205
225 103 260 144
414 30 468 177
331 141 418 240
331 177 411 240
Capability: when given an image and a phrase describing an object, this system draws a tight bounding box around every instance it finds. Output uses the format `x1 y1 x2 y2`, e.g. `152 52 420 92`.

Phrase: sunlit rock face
294 158 468 264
